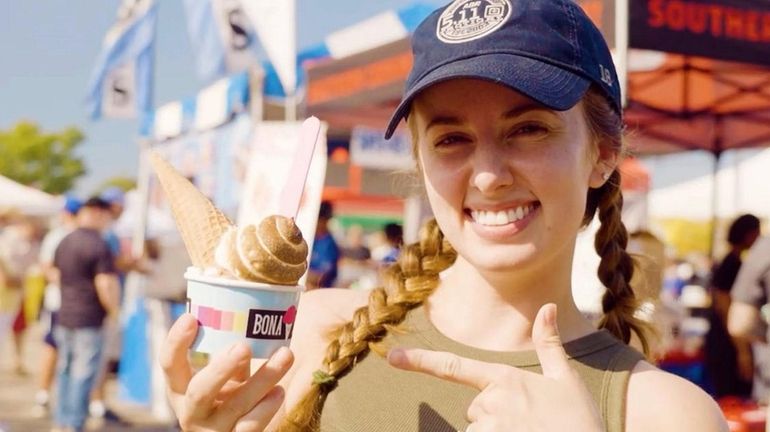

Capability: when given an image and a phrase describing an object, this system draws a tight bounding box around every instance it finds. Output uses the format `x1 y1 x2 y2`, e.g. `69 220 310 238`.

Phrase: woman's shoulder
625 360 728 432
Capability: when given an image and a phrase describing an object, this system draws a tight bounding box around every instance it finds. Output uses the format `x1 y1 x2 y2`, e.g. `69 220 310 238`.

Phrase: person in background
341 224 371 262
729 232 770 405
371 223 404 264
339 224 377 290
34 195 82 414
382 223 403 264
99 186 138 274
307 201 340 289
89 186 142 419
0 212 42 375
52 197 120 432
705 214 760 399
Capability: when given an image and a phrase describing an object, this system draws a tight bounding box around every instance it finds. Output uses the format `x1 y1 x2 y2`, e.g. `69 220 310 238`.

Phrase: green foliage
0 121 86 194
95 176 136 195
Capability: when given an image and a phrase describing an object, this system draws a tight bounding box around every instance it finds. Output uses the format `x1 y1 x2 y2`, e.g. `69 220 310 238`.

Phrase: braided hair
280 220 456 431
582 88 651 354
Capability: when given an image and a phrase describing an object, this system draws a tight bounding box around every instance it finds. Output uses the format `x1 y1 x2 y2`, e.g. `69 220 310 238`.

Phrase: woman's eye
510 123 548 137
434 134 469 148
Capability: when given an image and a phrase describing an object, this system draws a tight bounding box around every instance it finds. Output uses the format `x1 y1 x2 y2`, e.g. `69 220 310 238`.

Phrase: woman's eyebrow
425 115 463 133
501 103 554 120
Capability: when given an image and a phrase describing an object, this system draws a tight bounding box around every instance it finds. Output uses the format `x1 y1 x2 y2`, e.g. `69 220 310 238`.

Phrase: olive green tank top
320 306 644 432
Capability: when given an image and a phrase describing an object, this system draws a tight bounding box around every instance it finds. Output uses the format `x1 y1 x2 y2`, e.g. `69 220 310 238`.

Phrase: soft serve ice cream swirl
214 215 308 285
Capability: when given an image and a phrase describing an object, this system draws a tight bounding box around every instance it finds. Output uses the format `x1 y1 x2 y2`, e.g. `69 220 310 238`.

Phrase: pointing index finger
387 348 500 390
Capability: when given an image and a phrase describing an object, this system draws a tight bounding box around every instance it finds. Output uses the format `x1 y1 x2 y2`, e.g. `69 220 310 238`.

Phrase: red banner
630 0 770 66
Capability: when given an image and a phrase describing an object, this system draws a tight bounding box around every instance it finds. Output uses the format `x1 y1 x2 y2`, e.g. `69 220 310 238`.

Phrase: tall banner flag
240 0 297 96
182 0 259 83
86 0 157 119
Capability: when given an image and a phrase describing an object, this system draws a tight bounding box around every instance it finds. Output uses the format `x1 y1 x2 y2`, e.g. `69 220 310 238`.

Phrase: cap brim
384 53 591 139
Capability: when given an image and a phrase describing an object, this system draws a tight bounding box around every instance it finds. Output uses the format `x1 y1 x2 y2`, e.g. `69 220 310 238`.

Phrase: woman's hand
161 314 294 432
388 304 604 432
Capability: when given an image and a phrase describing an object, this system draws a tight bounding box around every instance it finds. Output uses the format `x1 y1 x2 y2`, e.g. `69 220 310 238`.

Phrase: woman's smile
464 201 541 240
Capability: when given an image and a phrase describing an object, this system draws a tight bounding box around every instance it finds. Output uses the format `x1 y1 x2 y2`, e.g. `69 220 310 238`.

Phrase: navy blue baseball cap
385 0 621 139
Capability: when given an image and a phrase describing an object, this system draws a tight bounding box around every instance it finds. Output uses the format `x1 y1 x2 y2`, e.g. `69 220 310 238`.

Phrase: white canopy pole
615 0 630 108
131 138 151 258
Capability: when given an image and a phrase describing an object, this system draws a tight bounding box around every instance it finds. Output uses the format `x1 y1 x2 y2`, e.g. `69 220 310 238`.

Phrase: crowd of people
306 201 405 291
0 188 152 432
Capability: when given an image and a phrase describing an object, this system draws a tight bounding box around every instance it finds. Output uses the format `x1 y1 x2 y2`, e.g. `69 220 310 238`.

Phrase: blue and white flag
182 0 259 84
240 0 296 96
86 0 157 119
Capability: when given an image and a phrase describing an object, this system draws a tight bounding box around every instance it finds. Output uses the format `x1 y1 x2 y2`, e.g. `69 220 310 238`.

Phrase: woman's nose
469 145 514 193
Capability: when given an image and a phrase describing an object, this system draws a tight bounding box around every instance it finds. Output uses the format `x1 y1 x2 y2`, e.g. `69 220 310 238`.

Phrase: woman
161 1 727 431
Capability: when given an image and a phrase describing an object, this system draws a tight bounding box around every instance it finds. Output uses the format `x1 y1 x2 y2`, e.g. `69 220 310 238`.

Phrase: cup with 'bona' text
185 268 303 358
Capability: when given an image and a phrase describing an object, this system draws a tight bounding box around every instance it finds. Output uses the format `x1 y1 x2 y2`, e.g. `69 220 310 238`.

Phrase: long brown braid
582 88 651 355
279 219 456 431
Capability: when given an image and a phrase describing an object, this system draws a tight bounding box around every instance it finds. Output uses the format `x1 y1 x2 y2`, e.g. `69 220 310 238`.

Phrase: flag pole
615 0 629 108
286 93 297 121
131 138 151 258
285 2 297 123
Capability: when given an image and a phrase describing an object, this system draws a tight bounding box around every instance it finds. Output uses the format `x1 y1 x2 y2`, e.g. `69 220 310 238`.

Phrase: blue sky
0 0 445 195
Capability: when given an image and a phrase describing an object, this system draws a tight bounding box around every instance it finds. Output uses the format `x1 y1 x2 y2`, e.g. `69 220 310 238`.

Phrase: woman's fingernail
228 343 249 359
387 348 406 366
270 346 291 366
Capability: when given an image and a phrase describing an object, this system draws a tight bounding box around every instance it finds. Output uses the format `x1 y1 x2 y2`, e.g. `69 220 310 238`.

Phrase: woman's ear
589 144 619 189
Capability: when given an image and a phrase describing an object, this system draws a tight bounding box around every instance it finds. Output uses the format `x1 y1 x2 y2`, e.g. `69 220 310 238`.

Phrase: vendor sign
350 126 412 171
630 0 770 66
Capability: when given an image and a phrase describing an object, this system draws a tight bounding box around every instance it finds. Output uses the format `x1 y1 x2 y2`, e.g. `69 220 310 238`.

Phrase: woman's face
411 79 608 274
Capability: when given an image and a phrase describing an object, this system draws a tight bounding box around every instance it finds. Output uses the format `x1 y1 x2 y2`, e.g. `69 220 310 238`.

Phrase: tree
0 121 86 194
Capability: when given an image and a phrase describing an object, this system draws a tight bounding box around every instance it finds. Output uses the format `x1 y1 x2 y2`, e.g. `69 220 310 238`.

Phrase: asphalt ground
0 321 178 432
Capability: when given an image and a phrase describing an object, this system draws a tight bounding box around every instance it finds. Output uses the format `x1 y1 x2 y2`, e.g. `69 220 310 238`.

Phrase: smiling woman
410 78 602 271
160 1 729 432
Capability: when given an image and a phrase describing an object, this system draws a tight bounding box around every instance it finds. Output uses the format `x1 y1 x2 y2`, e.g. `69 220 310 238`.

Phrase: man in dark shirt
705 214 760 398
52 197 119 432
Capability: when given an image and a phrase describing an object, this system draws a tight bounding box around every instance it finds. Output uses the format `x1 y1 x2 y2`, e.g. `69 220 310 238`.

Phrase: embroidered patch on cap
436 0 512 44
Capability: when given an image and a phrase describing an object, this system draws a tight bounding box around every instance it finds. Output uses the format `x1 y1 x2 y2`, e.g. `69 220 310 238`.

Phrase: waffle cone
148 151 233 268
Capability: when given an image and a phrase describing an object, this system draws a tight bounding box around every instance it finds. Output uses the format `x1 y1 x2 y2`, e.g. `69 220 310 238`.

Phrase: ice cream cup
184 268 303 358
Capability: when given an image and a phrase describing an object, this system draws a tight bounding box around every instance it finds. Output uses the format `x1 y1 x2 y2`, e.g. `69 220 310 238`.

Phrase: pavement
0 321 178 432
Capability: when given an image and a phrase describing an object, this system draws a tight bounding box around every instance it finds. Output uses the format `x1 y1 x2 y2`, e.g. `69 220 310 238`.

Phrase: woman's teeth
470 205 535 226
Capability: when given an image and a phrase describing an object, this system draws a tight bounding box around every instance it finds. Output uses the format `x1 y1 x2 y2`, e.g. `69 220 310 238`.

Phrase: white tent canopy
0 174 62 216
643 148 770 221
